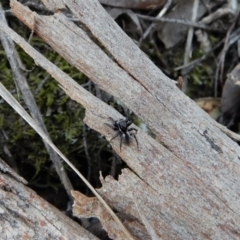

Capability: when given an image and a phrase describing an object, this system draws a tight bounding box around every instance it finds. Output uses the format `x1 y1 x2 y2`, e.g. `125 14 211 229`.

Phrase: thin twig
137 14 224 33
214 10 239 97
138 0 173 45
182 0 199 92
201 7 236 24
200 0 211 14
0 3 74 200
34 74 50 95
82 124 92 191
175 28 240 73
131 190 160 240
0 130 19 173
215 121 240 142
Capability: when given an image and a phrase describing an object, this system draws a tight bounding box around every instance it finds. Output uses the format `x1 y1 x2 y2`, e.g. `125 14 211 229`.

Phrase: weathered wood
4 0 240 239
0 20 135 240
0 171 98 240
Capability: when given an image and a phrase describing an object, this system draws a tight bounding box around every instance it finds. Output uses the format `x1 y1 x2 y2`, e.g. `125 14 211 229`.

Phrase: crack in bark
203 129 223 153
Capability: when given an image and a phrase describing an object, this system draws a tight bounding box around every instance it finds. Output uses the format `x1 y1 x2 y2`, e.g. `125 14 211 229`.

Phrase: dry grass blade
0 1 73 200
131 194 160 240
0 82 135 240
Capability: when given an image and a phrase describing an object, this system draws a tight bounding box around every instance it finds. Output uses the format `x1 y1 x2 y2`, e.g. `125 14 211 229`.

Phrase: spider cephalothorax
105 117 139 151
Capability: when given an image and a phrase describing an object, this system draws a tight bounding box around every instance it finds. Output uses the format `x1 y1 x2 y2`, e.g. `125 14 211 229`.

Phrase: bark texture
0 171 98 240
1 0 240 239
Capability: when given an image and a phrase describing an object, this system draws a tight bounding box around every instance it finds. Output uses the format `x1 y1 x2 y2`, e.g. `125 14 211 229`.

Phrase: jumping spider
105 117 139 151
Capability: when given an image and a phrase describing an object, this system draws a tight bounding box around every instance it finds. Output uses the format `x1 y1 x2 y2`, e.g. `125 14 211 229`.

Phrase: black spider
105 117 139 151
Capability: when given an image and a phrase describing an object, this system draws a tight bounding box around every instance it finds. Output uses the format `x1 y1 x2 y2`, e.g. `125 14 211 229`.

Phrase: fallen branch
1 0 240 238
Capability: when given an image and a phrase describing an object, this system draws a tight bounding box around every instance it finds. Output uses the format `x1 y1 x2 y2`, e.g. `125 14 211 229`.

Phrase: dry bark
0 169 98 240
1 0 240 239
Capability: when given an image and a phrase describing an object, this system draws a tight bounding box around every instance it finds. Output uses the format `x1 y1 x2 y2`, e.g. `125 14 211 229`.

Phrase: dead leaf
218 63 240 128
157 0 217 48
195 98 221 120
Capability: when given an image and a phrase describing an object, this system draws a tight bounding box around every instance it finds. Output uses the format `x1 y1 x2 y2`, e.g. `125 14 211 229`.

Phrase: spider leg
104 122 117 130
128 127 138 133
125 132 130 145
110 131 120 142
108 117 116 123
132 133 139 150
120 134 124 151
126 119 132 127
128 128 139 150
108 117 125 124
